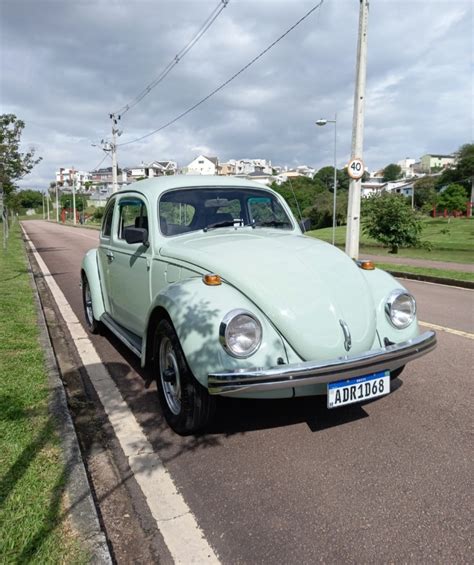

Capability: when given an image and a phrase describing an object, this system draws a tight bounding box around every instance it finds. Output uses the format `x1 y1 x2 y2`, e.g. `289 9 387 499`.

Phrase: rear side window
118 197 148 240
101 199 115 237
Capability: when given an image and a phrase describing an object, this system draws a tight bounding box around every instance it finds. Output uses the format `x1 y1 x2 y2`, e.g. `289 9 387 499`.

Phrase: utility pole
72 169 77 225
109 114 122 193
345 0 369 259
46 190 50 220
42 192 45 219
55 183 59 223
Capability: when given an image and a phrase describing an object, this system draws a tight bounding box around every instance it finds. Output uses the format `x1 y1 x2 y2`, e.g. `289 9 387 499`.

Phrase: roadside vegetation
308 217 474 264
376 262 474 284
0 223 86 563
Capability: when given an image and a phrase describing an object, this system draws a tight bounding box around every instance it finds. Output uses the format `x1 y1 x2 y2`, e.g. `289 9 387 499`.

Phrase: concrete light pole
316 113 338 245
72 170 77 225
345 0 369 259
109 114 122 193
55 183 59 223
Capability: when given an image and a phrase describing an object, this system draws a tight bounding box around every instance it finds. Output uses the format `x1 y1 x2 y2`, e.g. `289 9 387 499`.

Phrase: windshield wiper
252 220 291 228
203 220 236 232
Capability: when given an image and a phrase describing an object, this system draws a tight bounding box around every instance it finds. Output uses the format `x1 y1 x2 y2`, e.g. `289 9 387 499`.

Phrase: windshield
159 187 293 236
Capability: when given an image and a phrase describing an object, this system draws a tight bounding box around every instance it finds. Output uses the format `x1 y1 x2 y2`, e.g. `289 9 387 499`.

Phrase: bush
93 208 104 221
362 193 422 253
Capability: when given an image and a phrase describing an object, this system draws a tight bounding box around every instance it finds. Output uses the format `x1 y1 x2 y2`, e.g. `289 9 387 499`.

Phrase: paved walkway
361 253 474 273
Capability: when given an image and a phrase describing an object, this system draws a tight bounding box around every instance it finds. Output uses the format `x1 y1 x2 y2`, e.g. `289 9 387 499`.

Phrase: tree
60 193 84 211
363 193 422 253
437 184 467 214
271 176 326 218
16 189 44 209
0 114 42 199
413 177 438 210
304 190 349 230
382 163 402 182
314 166 352 192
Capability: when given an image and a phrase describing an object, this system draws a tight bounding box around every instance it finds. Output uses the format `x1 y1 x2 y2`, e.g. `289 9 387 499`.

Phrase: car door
97 196 117 314
108 194 152 336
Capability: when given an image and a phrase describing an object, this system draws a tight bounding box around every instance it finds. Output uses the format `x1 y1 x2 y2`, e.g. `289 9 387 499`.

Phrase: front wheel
153 319 215 435
82 275 100 334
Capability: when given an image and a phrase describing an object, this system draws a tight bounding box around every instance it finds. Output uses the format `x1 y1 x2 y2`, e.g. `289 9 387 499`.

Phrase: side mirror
123 227 149 246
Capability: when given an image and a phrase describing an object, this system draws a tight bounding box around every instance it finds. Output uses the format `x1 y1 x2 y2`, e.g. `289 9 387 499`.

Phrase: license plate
327 371 390 408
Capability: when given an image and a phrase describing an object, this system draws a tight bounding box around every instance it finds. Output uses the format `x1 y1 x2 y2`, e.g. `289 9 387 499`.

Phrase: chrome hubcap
159 337 181 415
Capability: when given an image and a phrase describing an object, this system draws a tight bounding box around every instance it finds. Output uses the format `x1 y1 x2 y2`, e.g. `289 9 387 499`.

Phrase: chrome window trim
385 289 417 329
219 308 263 358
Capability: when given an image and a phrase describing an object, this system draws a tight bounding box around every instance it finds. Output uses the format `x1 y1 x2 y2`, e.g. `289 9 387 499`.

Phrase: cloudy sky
1 0 472 189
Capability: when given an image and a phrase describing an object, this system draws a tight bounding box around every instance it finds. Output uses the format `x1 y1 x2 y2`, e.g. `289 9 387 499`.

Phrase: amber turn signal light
358 260 375 270
203 274 222 286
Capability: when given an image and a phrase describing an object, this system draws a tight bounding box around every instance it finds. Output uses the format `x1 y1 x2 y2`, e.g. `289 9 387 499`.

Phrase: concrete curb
23 233 113 564
386 269 474 290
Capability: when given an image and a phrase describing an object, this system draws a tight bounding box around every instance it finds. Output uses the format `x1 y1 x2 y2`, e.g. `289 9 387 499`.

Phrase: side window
118 197 148 240
101 199 115 237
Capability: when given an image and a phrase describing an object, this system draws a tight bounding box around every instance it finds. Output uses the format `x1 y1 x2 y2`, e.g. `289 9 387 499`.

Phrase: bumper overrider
208 331 436 396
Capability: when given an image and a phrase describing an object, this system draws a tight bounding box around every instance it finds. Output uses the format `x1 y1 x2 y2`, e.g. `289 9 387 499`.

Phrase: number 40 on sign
348 158 365 180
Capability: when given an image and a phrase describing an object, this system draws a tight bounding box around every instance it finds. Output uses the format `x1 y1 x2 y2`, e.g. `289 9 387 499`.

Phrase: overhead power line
113 0 230 118
91 152 110 172
118 0 325 148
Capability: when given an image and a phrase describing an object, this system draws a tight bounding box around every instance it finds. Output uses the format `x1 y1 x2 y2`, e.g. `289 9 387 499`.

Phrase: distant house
234 159 272 175
420 154 455 173
361 180 414 198
397 158 416 178
218 161 236 176
184 155 218 175
90 167 129 193
55 168 91 190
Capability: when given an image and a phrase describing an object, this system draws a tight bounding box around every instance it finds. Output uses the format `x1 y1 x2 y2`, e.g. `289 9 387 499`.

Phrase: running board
100 313 142 358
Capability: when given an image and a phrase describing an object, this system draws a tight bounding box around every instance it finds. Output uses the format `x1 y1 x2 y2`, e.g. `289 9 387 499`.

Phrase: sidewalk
361 253 474 273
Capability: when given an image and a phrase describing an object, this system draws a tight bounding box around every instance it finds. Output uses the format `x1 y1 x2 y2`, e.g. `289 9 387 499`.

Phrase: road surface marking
23 227 220 565
419 321 474 340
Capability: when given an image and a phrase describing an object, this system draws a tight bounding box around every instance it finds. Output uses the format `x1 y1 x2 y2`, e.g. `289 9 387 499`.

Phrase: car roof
117 174 278 201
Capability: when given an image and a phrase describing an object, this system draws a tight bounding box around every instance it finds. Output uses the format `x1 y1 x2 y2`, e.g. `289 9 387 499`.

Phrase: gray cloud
0 0 472 189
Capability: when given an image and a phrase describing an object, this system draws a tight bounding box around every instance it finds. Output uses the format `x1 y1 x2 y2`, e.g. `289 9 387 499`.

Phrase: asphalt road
23 220 474 564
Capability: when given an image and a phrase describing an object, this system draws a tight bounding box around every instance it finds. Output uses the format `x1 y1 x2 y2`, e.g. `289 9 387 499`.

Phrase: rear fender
81 248 105 321
142 277 291 388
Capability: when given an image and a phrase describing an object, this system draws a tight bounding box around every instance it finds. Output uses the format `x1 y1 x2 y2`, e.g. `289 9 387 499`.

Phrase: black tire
153 318 215 435
390 365 405 380
82 275 100 334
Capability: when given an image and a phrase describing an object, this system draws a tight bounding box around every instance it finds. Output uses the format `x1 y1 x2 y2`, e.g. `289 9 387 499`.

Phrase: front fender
360 267 420 345
81 248 105 321
143 277 292 389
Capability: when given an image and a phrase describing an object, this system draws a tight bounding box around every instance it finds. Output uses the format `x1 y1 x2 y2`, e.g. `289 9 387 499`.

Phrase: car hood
160 229 377 361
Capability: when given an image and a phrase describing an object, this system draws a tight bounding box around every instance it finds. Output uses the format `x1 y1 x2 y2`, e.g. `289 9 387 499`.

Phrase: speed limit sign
348 158 365 180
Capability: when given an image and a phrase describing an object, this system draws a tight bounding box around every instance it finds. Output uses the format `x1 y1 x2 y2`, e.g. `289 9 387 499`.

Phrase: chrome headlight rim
385 289 416 329
219 309 263 358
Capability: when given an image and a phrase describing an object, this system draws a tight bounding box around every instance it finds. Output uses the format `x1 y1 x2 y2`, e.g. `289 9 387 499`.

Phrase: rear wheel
153 318 215 435
82 275 100 334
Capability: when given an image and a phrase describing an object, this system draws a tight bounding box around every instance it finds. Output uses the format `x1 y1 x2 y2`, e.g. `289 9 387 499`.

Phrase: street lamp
316 113 337 245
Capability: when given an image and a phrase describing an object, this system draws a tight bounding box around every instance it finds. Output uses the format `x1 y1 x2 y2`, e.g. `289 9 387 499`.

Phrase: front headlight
220 309 262 358
385 289 416 329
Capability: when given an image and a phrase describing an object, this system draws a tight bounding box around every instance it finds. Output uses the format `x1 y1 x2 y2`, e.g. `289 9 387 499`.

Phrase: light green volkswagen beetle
81 175 436 434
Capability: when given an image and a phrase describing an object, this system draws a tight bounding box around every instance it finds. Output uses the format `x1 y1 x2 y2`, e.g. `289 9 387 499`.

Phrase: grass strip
376 262 474 284
0 222 86 563
307 217 474 264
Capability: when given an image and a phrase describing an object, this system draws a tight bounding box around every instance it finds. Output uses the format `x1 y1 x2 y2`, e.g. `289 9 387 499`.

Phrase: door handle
106 250 115 262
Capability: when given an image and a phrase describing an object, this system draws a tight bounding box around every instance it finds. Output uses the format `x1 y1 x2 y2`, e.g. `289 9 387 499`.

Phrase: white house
184 155 218 175
397 158 416 178
55 168 91 190
234 159 272 175
128 160 177 182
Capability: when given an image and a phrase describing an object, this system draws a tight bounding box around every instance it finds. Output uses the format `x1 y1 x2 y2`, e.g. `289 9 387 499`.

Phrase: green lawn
0 223 86 563
307 217 474 264
377 263 474 284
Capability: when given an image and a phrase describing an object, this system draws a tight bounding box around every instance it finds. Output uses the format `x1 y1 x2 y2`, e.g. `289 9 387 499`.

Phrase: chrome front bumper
208 331 436 396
